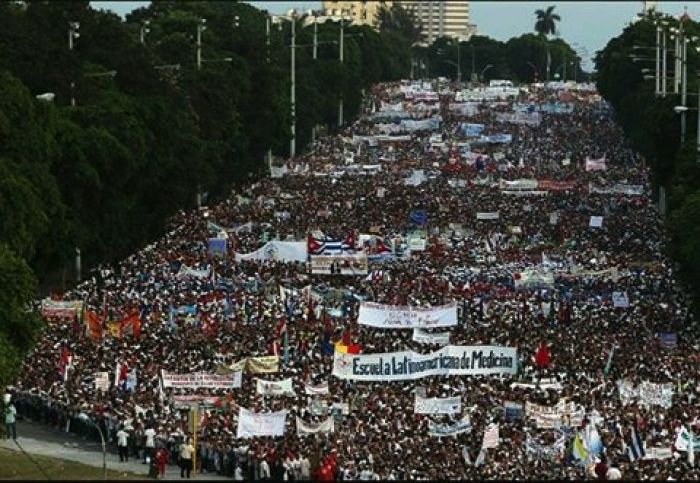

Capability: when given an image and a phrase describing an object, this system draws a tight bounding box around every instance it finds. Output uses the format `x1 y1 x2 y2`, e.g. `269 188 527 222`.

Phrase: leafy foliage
595 13 700 312
534 6 561 38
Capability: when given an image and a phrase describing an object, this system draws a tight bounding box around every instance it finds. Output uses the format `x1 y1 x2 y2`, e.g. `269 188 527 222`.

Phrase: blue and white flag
627 425 646 462
409 210 428 226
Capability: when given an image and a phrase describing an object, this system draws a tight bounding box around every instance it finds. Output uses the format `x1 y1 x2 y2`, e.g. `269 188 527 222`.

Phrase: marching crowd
6 77 700 480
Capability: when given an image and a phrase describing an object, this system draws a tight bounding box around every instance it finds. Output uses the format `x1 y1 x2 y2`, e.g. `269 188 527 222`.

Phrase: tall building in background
322 1 393 28
400 1 477 43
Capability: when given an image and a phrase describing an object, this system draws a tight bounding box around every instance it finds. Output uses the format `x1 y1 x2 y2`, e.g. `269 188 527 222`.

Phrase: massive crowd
7 78 700 480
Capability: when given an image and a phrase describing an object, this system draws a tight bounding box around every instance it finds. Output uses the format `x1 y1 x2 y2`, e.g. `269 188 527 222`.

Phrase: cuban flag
307 232 356 255
627 424 646 462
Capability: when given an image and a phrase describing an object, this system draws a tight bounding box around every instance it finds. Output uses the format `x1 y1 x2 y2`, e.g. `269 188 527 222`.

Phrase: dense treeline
0 1 415 287
595 11 700 312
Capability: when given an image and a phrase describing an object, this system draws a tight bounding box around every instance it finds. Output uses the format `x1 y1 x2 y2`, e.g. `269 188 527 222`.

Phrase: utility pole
313 19 318 60
291 16 296 157
662 25 668 96
197 18 206 70
681 36 688 143
140 20 150 45
266 15 271 63
655 25 661 95
563 51 567 82
68 22 79 107
338 11 344 128
456 39 461 84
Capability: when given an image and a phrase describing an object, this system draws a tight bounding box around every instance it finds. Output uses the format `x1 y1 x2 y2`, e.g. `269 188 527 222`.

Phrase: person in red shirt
154 447 168 479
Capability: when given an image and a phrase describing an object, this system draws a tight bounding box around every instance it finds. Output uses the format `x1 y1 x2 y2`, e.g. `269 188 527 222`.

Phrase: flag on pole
627 425 645 462
604 345 616 377
572 434 589 464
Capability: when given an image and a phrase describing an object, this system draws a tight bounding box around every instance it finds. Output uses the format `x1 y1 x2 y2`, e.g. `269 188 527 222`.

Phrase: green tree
377 4 424 45
534 6 560 37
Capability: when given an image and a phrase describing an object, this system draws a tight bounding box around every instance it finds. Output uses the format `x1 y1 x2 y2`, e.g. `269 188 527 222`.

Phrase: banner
247 356 280 374
412 328 451 346
41 299 83 319
161 371 242 389
358 302 458 329
296 416 335 436
537 180 576 191
94 372 109 392
643 447 674 460
504 401 524 422
305 381 329 395
415 395 462 414
235 241 307 263
659 332 677 350
208 238 227 258
499 179 539 191
256 378 295 396
236 407 287 438
310 254 368 276
460 123 485 137
407 232 427 251
589 184 643 196
476 212 499 220
585 156 607 171
612 291 629 308
525 434 566 460
513 269 555 289
525 400 585 429
177 265 211 279
332 345 518 381
674 427 700 452
617 380 674 409
428 415 472 437
589 216 604 228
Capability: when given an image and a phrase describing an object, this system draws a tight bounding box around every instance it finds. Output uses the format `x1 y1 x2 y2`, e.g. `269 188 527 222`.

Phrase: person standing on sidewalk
116 425 129 462
179 437 194 479
4 399 17 440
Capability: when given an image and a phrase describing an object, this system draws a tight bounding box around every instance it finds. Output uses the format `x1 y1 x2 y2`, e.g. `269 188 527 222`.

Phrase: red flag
346 343 361 355
119 313 141 340
307 235 323 255
535 341 550 368
85 311 103 342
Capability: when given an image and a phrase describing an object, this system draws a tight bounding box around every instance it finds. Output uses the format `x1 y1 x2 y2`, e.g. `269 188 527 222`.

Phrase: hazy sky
92 1 700 70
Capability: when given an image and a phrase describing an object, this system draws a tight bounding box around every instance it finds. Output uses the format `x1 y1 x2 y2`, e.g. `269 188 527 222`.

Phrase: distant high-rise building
399 1 477 44
321 1 393 28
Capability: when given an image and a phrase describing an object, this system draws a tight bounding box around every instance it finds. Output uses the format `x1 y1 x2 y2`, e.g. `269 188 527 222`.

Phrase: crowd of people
6 77 700 480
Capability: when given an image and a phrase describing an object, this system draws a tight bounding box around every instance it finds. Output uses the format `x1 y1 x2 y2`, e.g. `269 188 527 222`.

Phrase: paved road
0 420 227 480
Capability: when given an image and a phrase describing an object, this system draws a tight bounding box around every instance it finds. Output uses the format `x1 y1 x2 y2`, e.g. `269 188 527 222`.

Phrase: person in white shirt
259 458 271 480
299 456 310 480
144 425 157 464
234 464 244 481
116 425 129 462
179 437 194 479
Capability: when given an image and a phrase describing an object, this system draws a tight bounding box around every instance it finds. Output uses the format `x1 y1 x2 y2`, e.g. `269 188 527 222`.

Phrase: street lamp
77 413 106 481
68 21 80 51
480 64 494 83
526 61 539 81
196 18 206 70
140 20 150 45
272 11 299 157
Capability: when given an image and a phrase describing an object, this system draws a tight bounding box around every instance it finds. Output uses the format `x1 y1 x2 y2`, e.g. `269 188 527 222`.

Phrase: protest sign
414 395 462 414
237 408 287 438
296 416 334 436
358 301 458 329
332 345 518 381
310 254 368 276
94 372 109 392
525 400 585 429
412 328 451 346
256 378 295 396
161 371 242 389
617 380 674 409
428 415 472 437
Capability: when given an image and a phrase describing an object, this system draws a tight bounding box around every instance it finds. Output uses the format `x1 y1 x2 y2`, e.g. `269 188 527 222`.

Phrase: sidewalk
0 420 227 480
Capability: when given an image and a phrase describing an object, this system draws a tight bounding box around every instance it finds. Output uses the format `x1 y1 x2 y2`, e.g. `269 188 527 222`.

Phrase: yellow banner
246 356 280 374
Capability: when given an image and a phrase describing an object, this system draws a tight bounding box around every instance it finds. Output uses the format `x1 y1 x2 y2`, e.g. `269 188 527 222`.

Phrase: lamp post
68 21 80 51
78 413 106 481
140 20 150 45
196 18 206 70
272 11 299 157
480 64 494 83
526 61 539 82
